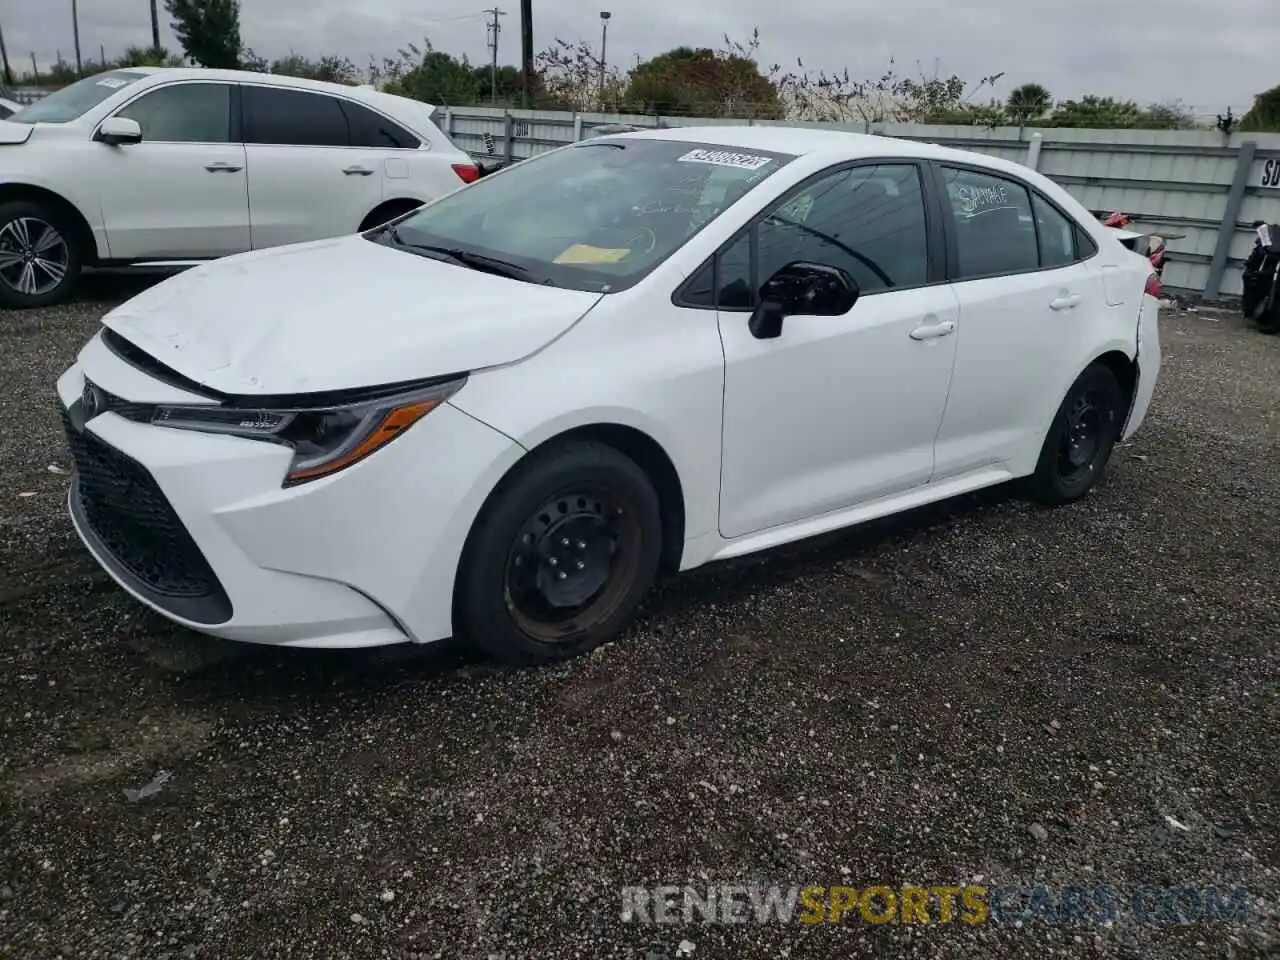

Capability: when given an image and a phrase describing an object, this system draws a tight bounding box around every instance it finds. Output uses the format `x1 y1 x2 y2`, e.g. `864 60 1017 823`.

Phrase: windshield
10 71 148 124
385 139 795 292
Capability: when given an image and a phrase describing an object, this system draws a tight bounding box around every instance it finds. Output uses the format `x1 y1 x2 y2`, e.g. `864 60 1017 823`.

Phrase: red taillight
451 163 480 184
1145 272 1163 299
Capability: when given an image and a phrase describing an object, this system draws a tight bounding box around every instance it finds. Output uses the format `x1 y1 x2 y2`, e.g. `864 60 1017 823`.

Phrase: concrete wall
442 105 1280 297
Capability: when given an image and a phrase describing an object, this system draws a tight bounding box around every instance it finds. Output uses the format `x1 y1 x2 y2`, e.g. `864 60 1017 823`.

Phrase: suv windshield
385 138 794 291
10 71 148 123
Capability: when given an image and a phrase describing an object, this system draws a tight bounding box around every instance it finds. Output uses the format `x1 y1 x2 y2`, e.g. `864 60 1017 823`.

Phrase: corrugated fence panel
446 106 1280 295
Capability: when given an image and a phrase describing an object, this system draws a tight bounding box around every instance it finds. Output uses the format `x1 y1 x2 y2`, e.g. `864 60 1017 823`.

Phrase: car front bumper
56 352 524 648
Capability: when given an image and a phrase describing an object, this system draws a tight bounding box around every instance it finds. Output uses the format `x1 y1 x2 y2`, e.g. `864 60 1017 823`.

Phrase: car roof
612 124 1038 182
123 66 435 111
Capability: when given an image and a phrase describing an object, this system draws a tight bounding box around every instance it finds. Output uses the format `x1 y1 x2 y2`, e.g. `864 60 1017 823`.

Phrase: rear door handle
204 161 242 172
909 319 956 341
343 166 375 176
1050 293 1082 311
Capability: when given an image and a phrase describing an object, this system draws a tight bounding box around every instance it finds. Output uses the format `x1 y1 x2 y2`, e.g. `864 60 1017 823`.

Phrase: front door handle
909 319 956 341
204 161 242 172
1049 293 1082 311
343 166 375 176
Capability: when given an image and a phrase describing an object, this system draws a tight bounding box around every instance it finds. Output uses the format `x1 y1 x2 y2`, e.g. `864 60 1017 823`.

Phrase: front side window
942 166 1039 279
680 163 930 309
9 71 147 124
386 139 795 292
243 86 348 147
115 83 232 143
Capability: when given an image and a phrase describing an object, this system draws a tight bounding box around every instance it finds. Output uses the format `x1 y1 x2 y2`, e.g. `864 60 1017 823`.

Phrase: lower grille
61 404 231 623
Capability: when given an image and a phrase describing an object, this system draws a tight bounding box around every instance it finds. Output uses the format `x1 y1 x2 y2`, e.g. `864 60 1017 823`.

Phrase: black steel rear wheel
1027 362 1125 505
455 440 662 665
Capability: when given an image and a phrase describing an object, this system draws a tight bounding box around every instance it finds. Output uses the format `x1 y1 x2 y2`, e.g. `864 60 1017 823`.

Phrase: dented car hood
101 235 604 396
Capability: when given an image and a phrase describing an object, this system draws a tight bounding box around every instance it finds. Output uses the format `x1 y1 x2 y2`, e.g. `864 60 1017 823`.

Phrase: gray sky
4 0 1275 115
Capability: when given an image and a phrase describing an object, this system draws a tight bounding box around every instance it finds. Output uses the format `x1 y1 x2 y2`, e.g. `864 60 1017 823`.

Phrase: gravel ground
1 279 1277 959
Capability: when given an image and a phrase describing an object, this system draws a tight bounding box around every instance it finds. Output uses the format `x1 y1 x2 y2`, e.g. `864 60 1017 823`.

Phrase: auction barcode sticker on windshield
677 149 773 171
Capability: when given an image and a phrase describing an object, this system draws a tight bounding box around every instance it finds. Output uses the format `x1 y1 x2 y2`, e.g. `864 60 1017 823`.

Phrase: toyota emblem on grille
82 381 102 419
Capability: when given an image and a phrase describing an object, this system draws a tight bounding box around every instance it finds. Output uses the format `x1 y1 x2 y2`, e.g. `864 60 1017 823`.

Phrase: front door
716 162 959 539
96 81 249 258
240 84 386 249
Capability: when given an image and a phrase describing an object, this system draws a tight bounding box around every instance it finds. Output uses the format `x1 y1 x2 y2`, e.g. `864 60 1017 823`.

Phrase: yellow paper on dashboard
553 244 631 265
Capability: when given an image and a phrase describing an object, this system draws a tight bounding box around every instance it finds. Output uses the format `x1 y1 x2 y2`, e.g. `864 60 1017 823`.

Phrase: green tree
265 52 360 85
380 42 481 105
473 64 522 103
164 0 241 69
1007 82 1052 122
624 43 782 118
118 44 183 68
1241 84 1280 132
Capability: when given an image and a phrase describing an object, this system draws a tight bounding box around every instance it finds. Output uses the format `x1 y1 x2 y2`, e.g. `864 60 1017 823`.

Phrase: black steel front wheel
455 440 662 665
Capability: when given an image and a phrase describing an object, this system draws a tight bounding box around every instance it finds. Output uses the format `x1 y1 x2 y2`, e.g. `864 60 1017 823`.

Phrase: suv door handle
204 161 242 172
909 319 956 341
343 166 375 176
1050 293 1082 311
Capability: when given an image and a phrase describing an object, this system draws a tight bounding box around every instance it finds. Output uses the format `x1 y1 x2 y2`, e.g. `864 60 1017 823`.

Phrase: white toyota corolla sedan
56 126 1161 664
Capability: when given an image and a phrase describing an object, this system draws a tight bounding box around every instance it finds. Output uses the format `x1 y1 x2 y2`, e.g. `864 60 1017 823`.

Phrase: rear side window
1033 193 1077 268
341 100 420 149
942 166 1039 279
242 86 348 146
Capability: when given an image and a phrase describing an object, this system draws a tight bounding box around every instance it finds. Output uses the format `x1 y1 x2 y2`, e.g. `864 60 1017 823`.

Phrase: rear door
96 81 249 258
929 162 1110 481
240 84 386 248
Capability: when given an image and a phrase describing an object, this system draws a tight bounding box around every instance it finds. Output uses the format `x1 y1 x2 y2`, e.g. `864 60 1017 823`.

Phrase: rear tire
1026 363 1124 506
454 440 662 666
0 200 83 309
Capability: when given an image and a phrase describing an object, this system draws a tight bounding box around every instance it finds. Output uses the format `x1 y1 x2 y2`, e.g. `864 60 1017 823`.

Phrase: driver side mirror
96 116 142 146
748 261 859 340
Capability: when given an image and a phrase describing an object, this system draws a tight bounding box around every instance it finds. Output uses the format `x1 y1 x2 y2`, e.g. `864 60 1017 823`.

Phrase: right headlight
145 377 466 487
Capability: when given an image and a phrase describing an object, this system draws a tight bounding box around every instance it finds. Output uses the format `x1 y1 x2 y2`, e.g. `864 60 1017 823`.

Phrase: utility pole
150 0 161 50
71 0 82 74
484 7 505 105
0 19 13 87
598 11 611 111
519 0 532 109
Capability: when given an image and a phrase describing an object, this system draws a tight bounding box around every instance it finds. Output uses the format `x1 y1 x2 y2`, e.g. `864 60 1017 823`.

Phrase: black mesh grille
61 405 222 601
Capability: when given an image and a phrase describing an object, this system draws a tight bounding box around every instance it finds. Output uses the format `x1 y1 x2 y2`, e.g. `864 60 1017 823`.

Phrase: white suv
0 67 479 308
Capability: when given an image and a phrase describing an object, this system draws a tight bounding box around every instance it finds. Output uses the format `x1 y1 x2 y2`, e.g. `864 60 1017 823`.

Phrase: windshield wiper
386 228 535 282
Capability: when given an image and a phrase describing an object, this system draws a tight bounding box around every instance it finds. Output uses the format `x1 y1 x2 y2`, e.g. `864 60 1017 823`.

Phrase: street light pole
598 11 611 111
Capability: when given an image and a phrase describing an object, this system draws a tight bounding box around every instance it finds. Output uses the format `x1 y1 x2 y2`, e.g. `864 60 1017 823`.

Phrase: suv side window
115 82 232 143
941 166 1039 279
340 100 420 149
242 86 348 147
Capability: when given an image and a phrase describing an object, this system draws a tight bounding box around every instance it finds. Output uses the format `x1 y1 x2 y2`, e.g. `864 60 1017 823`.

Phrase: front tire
454 440 663 666
1027 363 1125 505
0 201 82 309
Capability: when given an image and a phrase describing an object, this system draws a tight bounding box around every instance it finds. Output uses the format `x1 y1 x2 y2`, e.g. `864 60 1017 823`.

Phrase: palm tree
150 0 161 50
1008 82 1052 122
